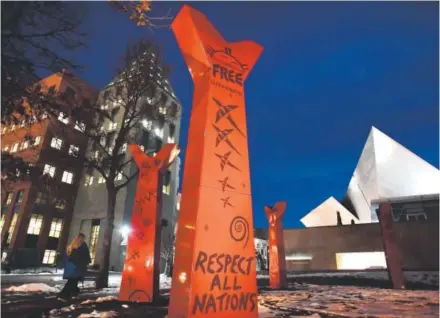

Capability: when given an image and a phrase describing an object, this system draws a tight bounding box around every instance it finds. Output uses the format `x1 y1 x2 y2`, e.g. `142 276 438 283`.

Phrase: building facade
69 52 182 272
1 71 97 266
300 126 440 227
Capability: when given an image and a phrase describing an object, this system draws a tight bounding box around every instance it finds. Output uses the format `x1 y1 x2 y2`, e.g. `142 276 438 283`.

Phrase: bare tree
160 230 175 277
53 39 179 288
1 1 88 125
108 0 172 29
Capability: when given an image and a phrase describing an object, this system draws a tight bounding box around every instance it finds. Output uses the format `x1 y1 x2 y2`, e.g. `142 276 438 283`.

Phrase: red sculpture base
119 144 179 302
168 4 263 318
264 202 287 289
378 202 405 289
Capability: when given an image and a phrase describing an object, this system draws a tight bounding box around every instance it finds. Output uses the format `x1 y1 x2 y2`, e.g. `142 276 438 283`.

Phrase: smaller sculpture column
119 144 180 303
378 202 405 289
264 201 287 289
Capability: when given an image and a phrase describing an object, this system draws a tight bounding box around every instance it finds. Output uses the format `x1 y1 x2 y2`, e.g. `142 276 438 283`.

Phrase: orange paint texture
119 144 179 302
378 202 405 289
168 4 263 318
264 202 287 289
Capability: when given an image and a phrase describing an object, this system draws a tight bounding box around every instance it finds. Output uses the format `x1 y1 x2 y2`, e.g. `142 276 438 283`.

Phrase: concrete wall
282 221 439 271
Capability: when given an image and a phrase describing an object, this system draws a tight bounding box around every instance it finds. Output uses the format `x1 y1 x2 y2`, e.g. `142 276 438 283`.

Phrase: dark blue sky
72 1 439 229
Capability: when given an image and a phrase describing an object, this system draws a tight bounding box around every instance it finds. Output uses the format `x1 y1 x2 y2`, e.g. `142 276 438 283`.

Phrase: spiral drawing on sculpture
229 216 249 248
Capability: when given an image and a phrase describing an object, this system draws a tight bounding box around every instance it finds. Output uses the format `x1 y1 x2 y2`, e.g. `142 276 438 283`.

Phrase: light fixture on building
120 225 131 237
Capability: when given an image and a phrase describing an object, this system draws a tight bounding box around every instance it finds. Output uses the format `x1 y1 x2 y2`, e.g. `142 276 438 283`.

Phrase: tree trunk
95 186 117 289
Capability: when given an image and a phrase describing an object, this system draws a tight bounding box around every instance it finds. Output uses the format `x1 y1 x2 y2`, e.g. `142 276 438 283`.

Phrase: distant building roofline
371 193 439 205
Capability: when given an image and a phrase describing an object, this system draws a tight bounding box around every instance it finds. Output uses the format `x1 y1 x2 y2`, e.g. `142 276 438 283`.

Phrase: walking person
58 233 91 301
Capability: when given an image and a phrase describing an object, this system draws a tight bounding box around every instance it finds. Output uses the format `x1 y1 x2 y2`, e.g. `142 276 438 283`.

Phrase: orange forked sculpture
168 4 263 318
378 202 405 289
264 202 288 289
119 144 180 303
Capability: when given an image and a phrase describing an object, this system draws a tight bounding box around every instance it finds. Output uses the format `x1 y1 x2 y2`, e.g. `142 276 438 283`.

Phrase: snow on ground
1 268 62 275
77 310 118 317
81 296 117 305
257 270 439 286
258 282 439 317
159 273 172 289
290 270 439 286
4 283 59 293
3 274 172 294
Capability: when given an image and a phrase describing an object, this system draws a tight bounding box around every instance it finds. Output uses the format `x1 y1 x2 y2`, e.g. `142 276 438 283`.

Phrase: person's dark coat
63 242 91 280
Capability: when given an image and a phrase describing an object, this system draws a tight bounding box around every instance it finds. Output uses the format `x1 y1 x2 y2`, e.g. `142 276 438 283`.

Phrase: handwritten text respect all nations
191 251 258 315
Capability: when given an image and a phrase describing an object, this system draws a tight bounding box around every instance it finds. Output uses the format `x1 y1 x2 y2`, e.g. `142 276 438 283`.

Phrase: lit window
10 143 19 153
0 214 5 234
43 164 56 177
5 193 13 205
74 121 86 132
142 119 152 130
98 176 105 184
34 136 41 146
21 140 29 150
162 170 171 195
61 171 74 184
35 192 47 204
42 250 57 265
68 145 79 157
50 137 63 150
84 175 94 186
15 190 24 203
163 184 171 195
27 214 43 235
108 122 117 131
7 214 18 244
90 224 100 264
49 218 63 238
159 106 167 115
56 200 66 210
58 112 69 124
154 127 164 138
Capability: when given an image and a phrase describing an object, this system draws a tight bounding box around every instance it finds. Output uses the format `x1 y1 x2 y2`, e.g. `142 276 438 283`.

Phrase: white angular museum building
301 126 440 227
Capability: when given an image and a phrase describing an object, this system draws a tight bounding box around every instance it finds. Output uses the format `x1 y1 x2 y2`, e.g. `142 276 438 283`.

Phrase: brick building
1 70 97 266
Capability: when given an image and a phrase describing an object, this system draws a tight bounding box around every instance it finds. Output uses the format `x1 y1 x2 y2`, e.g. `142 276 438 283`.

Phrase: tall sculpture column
264 202 287 289
169 4 263 318
378 202 405 289
119 144 180 302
